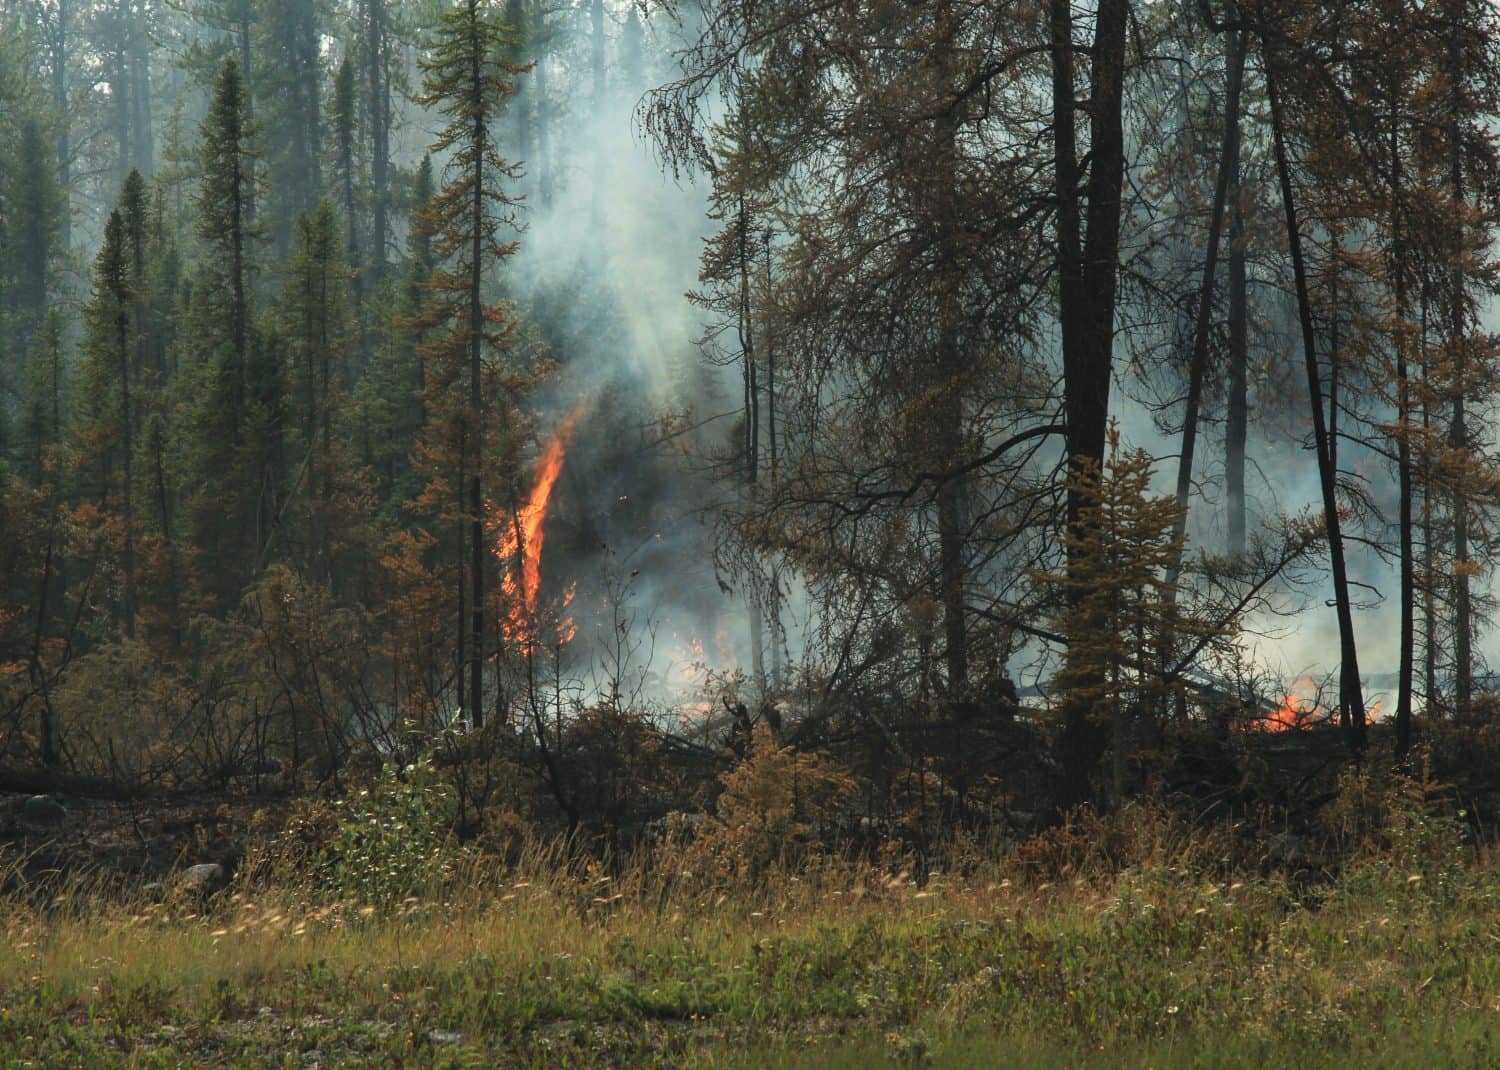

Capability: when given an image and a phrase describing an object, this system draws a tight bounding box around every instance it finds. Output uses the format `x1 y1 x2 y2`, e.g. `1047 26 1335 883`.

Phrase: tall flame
496 405 584 653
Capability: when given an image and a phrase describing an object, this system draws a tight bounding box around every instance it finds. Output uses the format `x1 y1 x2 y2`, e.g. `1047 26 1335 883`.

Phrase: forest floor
2 821 1498 1070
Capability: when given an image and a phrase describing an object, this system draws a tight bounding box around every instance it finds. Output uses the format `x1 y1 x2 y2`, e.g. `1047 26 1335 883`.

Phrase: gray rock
21 795 66 828
180 862 231 895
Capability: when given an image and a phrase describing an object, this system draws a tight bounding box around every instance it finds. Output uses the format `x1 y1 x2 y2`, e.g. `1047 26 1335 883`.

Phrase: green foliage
318 753 463 904
1326 755 1476 908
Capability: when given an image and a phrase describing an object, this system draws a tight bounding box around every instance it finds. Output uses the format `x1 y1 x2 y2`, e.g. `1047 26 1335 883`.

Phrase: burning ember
495 405 584 654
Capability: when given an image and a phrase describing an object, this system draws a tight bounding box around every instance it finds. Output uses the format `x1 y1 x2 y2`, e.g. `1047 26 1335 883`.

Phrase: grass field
3 816 1498 1069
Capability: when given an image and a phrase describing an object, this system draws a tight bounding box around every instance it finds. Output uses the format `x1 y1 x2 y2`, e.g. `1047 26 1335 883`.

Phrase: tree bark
1445 5 1473 722
367 0 389 288
1168 28 1245 576
1225 38 1248 555
1265 61 1367 752
1389 96 1415 758
1053 0 1130 804
468 46 487 728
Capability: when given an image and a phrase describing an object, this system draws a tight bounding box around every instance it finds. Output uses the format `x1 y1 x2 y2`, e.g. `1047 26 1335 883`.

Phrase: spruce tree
414 0 524 727
195 57 255 435
184 56 267 607
259 0 323 252
279 200 348 578
76 208 136 636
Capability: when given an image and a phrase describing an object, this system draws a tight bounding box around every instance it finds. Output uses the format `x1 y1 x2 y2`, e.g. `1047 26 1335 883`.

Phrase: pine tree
413 0 525 727
330 57 362 343
75 207 136 636
195 57 255 434
279 200 348 579
4 118 61 338
183 56 268 607
363 0 391 290
257 0 323 260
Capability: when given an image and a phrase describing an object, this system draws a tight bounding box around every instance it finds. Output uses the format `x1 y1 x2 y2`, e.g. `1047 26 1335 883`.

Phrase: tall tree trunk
1225 56 1248 556
119 279 136 639
737 197 766 695
1390 97 1415 758
1420 281 1438 714
468 93 486 729
534 1 551 209
1168 27 1245 575
1053 0 1129 804
1446 8 1473 722
932 12 968 696
237 6 255 226
50 0 70 254
456 440 467 723
367 0 389 288
230 130 247 444
112 22 131 186
1266 62 1367 752
152 419 181 645
31 518 59 767
132 31 153 176
763 233 783 688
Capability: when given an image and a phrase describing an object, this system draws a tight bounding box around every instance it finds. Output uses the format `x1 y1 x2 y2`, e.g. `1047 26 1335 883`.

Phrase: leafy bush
317 756 465 904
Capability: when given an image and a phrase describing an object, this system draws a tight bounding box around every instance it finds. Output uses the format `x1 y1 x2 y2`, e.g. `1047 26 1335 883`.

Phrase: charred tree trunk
1168 27 1245 577
457 438 467 723
1445 8 1473 722
1225 67 1248 556
1390 96 1415 758
118 276 136 639
1053 0 1129 804
1420 281 1439 715
1266 61 1367 752
468 99 487 730
737 197 767 695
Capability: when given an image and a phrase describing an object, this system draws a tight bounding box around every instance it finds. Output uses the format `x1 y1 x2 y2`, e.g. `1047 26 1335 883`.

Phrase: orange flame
496 406 584 654
1257 676 1322 732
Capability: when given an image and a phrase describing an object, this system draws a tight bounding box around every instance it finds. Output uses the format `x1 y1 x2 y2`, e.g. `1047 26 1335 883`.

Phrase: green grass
2 850 1498 1067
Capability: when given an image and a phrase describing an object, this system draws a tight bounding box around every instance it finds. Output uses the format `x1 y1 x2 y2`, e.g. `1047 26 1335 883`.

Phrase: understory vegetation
2 742 1498 1067
2 762 1500 1062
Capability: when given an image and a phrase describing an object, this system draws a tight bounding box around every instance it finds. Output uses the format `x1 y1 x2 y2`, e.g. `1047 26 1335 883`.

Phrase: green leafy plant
320 754 464 904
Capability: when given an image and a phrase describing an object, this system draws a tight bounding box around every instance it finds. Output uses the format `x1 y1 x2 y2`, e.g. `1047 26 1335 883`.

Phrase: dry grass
3 810 1500 1068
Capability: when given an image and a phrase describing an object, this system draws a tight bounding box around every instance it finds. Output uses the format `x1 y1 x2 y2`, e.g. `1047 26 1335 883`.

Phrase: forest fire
495 406 584 654
1253 676 1324 732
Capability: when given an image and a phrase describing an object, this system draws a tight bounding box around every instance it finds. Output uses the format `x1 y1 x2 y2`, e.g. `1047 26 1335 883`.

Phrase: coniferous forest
5 1 1500 1065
